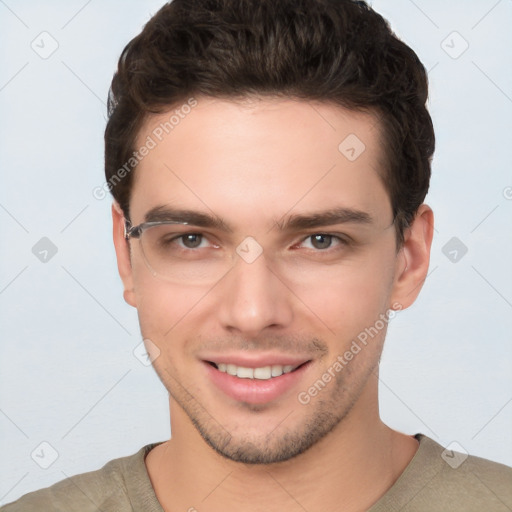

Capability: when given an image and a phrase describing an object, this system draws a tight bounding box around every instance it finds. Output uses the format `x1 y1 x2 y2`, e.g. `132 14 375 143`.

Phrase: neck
145 383 419 512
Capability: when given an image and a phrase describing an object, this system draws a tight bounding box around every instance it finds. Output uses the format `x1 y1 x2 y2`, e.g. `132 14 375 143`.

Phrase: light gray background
1 0 511 504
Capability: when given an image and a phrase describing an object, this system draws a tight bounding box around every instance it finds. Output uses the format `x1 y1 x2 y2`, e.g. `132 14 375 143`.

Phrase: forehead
130 97 391 229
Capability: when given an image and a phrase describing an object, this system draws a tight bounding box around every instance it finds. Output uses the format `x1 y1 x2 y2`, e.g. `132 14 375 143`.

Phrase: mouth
203 358 312 404
206 361 308 380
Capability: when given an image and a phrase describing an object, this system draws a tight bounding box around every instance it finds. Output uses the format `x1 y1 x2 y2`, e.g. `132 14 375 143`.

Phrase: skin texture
112 97 434 511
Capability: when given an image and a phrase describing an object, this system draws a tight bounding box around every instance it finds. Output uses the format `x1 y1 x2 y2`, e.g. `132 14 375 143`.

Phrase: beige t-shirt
2 434 511 511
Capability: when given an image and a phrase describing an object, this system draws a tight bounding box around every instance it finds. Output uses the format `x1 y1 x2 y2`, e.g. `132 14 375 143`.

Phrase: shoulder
372 434 512 512
420 435 512 490
0 443 163 512
440 444 512 508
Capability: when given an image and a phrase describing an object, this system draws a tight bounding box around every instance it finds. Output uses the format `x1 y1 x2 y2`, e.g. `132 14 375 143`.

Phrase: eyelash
296 233 349 251
167 233 350 252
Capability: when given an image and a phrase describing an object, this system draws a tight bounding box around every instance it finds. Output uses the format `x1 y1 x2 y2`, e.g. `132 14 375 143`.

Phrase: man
3 0 511 510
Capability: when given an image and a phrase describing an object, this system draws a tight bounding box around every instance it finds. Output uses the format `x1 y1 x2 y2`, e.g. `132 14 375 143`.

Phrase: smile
204 359 312 404
209 362 303 380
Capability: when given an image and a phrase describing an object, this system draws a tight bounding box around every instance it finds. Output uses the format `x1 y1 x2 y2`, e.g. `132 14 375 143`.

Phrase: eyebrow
143 205 232 232
142 205 374 232
273 207 373 231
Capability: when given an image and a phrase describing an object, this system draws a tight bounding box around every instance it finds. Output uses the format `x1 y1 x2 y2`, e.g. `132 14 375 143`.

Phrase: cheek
134 282 211 381
132 271 206 344
128 241 201 337
292 250 396 338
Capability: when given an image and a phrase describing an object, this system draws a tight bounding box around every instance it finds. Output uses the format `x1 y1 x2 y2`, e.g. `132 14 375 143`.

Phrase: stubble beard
162 356 380 465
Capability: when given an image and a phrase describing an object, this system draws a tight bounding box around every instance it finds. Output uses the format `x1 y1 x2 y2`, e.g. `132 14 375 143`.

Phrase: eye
144 225 219 256
175 233 207 249
299 234 347 250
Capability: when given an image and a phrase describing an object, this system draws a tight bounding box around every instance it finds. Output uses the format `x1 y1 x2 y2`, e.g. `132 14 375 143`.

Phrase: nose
216 249 294 337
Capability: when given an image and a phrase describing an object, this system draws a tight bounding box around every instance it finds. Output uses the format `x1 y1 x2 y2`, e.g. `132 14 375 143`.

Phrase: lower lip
204 361 311 405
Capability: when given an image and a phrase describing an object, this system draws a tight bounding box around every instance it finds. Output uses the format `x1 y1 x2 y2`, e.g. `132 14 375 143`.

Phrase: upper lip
200 353 311 368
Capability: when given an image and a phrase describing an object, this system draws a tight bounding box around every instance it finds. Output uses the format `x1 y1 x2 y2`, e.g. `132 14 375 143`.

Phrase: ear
112 201 137 307
389 204 434 310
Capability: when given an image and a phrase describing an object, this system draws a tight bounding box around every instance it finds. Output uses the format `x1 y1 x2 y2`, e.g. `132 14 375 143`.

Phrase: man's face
116 97 408 464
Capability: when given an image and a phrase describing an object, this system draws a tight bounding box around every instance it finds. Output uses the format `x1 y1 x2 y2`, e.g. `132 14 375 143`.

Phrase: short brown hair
105 0 435 244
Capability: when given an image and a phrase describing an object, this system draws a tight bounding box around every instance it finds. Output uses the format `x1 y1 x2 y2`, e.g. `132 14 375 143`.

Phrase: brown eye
180 234 203 248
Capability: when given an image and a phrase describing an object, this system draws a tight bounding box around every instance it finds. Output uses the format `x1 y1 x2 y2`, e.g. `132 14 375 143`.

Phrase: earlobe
112 201 137 308
390 204 434 310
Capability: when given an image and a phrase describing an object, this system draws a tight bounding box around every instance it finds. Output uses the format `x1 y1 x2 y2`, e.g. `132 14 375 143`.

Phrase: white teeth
271 365 282 377
253 366 272 379
236 367 254 379
214 363 300 380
